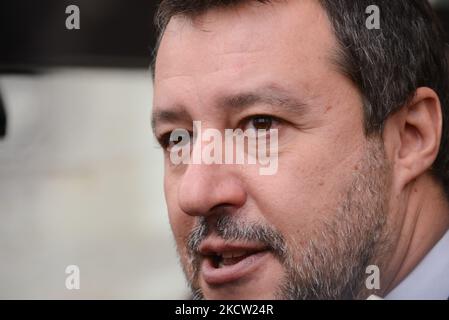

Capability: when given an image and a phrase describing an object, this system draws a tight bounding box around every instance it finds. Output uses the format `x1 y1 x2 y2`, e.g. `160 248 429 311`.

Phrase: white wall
0 69 188 299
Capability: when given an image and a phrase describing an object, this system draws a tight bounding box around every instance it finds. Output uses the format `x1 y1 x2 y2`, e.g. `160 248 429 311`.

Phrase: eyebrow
152 86 309 132
217 87 309 115
151 107 190 133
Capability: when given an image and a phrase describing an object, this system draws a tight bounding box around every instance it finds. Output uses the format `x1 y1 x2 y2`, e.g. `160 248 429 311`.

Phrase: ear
383 87 443 191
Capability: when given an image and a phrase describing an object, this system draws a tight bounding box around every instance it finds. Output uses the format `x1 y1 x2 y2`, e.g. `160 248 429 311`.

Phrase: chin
200 285 278 300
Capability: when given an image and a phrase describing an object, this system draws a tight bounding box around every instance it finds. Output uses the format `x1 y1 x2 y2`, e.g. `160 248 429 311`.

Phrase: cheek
247 172 333 241
246 137 364 239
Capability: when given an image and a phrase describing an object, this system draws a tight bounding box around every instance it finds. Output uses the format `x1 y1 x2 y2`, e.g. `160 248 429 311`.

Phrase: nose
177 163 247 217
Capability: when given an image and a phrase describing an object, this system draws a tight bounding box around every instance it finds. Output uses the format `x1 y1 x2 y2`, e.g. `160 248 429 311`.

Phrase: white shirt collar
385 229 449 300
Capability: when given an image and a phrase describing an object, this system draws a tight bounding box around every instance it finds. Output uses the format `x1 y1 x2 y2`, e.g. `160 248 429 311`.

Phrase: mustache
186 214 287 260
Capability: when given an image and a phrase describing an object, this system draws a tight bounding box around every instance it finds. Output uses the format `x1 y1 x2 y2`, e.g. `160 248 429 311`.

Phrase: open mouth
211 250 253 268
199 243 271 285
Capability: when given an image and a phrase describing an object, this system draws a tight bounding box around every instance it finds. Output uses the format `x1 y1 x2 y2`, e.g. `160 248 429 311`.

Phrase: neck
383 175 449 296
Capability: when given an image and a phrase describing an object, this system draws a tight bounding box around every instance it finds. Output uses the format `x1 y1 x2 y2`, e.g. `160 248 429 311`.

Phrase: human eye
241 115 281 132
156 128 192 152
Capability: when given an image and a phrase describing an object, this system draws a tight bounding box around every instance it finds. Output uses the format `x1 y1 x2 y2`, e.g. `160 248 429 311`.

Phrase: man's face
153 0 392 299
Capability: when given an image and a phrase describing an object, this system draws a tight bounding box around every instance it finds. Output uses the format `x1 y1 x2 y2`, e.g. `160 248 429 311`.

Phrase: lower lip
201 251 270 286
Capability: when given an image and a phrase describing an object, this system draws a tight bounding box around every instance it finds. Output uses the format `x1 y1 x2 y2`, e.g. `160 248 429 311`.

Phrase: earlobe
384 87 443 190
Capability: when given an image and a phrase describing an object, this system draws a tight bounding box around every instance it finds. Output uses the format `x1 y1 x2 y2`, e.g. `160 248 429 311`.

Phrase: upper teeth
221 251 247 259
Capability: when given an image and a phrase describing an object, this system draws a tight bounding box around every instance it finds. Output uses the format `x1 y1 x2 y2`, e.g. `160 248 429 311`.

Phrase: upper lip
198 236 268 257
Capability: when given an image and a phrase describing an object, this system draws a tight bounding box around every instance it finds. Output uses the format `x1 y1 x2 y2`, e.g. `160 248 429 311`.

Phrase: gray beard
182 136 392 300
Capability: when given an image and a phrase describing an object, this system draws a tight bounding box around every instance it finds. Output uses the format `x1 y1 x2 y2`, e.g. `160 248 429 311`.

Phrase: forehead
154 0 338 111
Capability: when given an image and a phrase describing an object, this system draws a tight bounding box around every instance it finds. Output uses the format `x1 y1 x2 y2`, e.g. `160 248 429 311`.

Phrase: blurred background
0 0 188 299
0 0 448 299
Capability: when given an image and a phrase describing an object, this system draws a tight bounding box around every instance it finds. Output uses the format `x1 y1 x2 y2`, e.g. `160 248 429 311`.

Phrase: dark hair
153 0 449 196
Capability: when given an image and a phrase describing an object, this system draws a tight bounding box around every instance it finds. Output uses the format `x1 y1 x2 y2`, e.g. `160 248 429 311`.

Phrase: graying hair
152 0 449 197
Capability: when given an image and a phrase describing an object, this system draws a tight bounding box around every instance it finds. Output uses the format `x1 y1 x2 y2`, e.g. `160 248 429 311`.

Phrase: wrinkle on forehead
155 0 335 80
153 0 344 127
